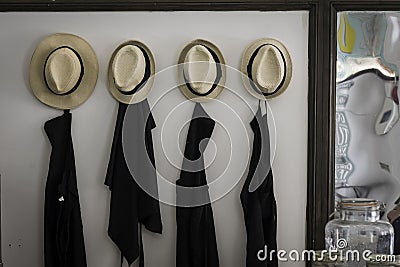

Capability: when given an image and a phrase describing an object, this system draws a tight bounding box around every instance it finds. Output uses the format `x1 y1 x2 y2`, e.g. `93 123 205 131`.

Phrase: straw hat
241 38 292 99
108 40 155 104
178 39 226 102
29 33 98 109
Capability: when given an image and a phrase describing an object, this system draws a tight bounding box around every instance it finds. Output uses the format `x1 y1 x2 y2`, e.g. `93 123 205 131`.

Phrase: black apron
176 103 220 267
240 103 278 267
44 110 87 267
105 100 162 267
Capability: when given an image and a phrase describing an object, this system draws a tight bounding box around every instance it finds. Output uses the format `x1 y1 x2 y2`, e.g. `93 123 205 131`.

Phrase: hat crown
112 45 146 92
252 45 285 93
184 45 217 95
45 47 82 95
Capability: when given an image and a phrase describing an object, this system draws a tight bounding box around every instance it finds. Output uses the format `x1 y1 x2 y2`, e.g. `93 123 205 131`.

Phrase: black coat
392 218 400 254
44 110 87 267
105 101 162 267
176 103 220 267
240 103 278 267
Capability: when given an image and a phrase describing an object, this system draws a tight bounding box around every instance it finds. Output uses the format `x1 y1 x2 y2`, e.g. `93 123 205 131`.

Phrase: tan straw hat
108 40 155 104
241 38 292 99
178 39 226 102
29 33 98 109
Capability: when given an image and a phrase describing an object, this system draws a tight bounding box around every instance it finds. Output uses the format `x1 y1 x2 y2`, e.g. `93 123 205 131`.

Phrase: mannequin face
336 74 400 206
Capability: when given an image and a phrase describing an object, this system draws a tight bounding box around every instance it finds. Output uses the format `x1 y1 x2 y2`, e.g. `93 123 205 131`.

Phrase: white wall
0 11 308 267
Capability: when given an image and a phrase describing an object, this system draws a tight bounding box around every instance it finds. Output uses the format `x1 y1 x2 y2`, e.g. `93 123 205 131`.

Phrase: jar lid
366 255 400 266
338 198 383 211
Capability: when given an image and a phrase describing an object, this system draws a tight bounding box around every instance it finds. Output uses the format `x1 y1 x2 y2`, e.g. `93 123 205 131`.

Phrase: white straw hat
178 39 226 102
108 40 155 104
29 33 98 109
241 38 292 99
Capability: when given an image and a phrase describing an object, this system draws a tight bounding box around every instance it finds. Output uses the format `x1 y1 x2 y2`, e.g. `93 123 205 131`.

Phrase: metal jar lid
337 198 384 212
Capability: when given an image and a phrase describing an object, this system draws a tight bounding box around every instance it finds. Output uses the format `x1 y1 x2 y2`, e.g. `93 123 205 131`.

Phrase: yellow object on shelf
338 13 356 54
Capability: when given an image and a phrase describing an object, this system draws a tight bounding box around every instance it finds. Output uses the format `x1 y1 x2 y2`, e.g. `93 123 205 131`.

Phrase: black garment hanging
240 102 278 267
176 103 220 267
388 205 400 254
44 110 87 267
105 100 162 267
390 217 400 254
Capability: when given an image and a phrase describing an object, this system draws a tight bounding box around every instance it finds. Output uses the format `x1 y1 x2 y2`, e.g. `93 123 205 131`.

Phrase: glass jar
325 198 394 267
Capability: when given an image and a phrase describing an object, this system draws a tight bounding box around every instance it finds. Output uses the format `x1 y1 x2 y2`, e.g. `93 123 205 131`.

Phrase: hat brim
29 33 98 110
241 38 292 100
178 39 226 103
108 40 155 105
